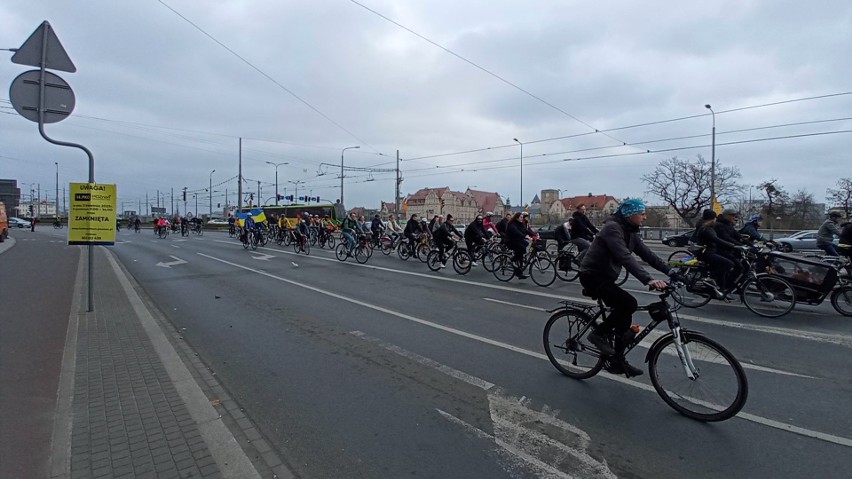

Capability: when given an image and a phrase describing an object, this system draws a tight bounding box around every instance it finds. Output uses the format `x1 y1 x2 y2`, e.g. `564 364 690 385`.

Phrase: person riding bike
695 209 737 299
495 212 511 236
579 198 672 377
554 220 572 251
713 209 746 288
504 212 530 279
464 215 488 266
433 214 462 268
739 214 770 245
370 213 385 246
386 214 403 243
340 212 362 255
482 212 498 238
241 213 256 244
403 214 423 254
571 204 598 252
817 211 843 256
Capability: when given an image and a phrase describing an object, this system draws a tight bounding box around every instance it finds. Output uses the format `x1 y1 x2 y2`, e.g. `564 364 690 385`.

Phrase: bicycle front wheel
335 244 348 261
543 310 604 379
426 250 443 271
671 267 713 308
555 254 580 282
648 332 748 422
741 275 796 318
491 254 515 282
355 245 370 264
830 285 852 316
416 244 430 263
452 250 472 275
529 256 556 287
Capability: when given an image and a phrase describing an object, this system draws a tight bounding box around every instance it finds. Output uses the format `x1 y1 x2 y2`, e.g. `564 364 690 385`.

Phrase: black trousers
579 273 638 338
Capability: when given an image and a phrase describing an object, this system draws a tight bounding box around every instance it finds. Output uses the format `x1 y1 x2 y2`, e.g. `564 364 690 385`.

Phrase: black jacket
713 216 744 253
840 222 852 246
697 222 738 255
404 219 422 236
504 219 528 248
495 217 510 234
579 213 669 285
571 211 598 241
554 223 571 246
464 221 487 242
739 222 767 244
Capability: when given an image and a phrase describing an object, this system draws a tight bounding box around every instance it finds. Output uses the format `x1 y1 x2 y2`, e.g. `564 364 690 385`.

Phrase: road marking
209 239 852 348
197 252 851 449
156 255 187 268
483 298 817 379
351 331 615 478
250 253 275 261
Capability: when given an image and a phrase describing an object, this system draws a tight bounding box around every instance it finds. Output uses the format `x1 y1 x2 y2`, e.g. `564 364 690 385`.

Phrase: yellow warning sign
68 182 116 245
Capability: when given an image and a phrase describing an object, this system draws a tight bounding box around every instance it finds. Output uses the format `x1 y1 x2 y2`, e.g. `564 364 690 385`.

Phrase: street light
208 169 215 217
705 104 716 207
288 180 304 203
513 138 523 208
55 162 59 219
340 145 360 207
265 161 289 205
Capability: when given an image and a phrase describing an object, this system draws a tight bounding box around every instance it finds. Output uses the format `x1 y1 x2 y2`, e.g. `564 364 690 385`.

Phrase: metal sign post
9 21 98 311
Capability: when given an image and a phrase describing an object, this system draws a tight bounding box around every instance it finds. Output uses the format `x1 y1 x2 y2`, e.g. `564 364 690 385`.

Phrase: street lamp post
288 180 304 203
705 104 716 207
513 138 523 209
265 161 289 205
340 145 360 207
55 162 59 219
208 169 215 217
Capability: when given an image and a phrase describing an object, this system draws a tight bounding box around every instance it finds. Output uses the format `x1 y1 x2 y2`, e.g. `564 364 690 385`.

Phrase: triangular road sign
11 21 77 73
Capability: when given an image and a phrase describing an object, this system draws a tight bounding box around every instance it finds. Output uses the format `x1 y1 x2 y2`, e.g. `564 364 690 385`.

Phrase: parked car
535 224 556 240
9 217 32 228
207 218 229 225
662 231 694 247
773 230 838 252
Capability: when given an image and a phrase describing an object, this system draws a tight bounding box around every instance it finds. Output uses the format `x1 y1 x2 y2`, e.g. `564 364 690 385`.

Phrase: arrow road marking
156 255 187 268
250 253 275 261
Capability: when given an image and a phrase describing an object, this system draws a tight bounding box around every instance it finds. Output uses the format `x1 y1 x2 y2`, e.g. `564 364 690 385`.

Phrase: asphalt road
49 227 852 478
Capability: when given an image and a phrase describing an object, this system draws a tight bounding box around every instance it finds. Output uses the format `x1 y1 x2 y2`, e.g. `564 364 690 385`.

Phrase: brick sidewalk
52 247 264 479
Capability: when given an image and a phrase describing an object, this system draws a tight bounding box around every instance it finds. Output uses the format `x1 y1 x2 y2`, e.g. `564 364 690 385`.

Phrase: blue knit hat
618 198 646 216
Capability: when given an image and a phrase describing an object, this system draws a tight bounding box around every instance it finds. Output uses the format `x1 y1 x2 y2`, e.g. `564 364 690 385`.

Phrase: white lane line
209 239 852 348
196 252 851 449
483 298 817 379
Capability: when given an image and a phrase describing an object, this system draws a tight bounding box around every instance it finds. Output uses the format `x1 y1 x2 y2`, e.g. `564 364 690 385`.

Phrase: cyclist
713 209 746 286
554 219 572 251
134 216 141 232
464 215 488 266
420 217 432 239
295 216 310 252
228 215 236 236
433 214 462 268
386 214 403 243
155 216 168 235
482 212 498 238
370 213 385 246
504 212 530 279
817 211 843 256
739 214 770 245
403 214 423 254
695 209 736 299
241 213 256 244
340 212 361 255
495 212 512 236
579 198 672 377
180 216 189 236
571 204 598 252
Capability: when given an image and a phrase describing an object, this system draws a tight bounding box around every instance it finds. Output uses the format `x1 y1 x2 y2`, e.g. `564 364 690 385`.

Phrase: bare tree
642 155 741 226
757 179 789 216
787 189 820 229
826 178 852 217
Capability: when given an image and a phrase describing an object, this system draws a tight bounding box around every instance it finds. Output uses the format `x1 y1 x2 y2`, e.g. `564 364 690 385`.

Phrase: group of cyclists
153 215 203 236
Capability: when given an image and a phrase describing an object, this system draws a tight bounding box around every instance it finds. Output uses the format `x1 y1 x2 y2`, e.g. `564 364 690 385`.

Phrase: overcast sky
2 0 850 215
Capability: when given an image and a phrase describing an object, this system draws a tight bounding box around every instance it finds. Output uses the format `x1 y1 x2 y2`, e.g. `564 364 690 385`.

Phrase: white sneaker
439 262 447 269
471 261 478 266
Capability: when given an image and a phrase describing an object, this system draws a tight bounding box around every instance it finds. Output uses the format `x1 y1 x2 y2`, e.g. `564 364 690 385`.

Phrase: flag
711 197 722 215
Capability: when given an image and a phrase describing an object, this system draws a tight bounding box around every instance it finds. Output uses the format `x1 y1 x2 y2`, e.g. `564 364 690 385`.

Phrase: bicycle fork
670 326 698 380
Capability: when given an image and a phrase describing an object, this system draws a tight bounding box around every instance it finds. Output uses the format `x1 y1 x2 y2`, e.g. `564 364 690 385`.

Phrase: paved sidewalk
51 247 265 479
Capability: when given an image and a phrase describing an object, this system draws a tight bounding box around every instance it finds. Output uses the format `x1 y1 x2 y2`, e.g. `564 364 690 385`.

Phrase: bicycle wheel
197 227 203 236
309 231 318 246
397 243 411 261
667 250 693 263
555 253 580 282
158 228 167 239
740 275 796 318
830 285 852 316
482 246 499 272
416 244 431 263
426 250 443 271
491 254 515 282
284 233 293 247
542 310 605 379
242 236 249 249
355 245 370 264
380 237 393 255
453 249 472 275
250 234 258 250
648 332 748 422
302 240 311 256
615 267 629 286
293 238 301 254
671 267 713 308
335 244 348 261
529 256 556 287
327 235 335 249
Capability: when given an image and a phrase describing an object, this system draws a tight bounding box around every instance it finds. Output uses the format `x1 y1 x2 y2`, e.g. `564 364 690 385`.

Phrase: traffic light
440 199 445 209
182 190 187 201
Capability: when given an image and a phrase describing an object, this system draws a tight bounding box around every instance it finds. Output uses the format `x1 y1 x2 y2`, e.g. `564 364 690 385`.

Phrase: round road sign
9 69 76 123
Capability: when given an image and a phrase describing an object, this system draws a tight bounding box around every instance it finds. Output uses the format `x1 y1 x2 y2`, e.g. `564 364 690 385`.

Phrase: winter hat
702 209 717 221
618 198 646 217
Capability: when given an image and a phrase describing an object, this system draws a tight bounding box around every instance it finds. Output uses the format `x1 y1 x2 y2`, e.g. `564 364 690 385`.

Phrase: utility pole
395 149 401 215
238 137 243 211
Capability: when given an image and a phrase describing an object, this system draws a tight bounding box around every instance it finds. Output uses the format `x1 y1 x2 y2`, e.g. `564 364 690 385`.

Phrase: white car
9 217 32 228
207 218 229 225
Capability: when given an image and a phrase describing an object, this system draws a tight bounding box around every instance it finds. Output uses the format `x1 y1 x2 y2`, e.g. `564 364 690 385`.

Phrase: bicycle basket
533 239 548 251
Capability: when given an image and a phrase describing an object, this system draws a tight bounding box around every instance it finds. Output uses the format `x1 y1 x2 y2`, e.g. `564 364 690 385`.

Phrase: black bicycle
543 282 748 422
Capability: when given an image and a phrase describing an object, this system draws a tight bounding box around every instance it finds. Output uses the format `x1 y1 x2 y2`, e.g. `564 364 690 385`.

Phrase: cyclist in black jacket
504 213 529 279
403 214 423 254
713 209 745 286
464 215 487 266
571 204 598 242
554 220 571 251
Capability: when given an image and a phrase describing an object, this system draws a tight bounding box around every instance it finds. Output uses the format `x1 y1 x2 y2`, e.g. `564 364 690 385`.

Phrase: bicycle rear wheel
416 244 430 263
397 243 411 261
740 275 796 318
491 254 515 282
426 250 443 271
555 253 580 282
302 240 311 256
543 310 604 379
529 256 556 287
380 237 393 255
648 332 748 422
335 244 348 261
830 285 852 316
